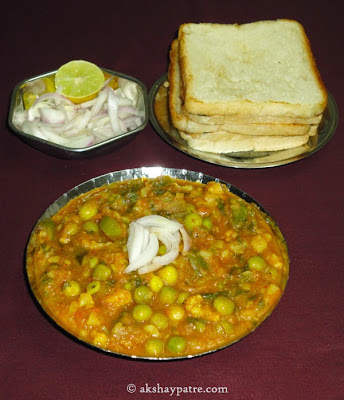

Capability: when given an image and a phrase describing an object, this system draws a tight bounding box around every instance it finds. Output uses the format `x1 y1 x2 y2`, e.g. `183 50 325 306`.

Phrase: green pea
134 286 153 304
167 336 187 354
39 219 56 241
132 304 153 322
213 296 235 316
62 280 81 296
151 313 169 330
203 217 212 230
83 220 99 234
149 275 164 292
64 223 79 236
184 212 203 231
145 338 164 356
78 201 98 221
143 324 159 336
99 216 122 240
81 255 98 268
159 286 179 305
177 292 189 304
92 264 112 281
248 255 266 271
158 265 178 285
86 281 101 295
89 256 99 269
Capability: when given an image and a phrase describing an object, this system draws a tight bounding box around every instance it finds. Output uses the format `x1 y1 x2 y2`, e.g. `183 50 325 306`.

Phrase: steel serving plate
8 69 149 159
148 74 338 169
26 167 289 360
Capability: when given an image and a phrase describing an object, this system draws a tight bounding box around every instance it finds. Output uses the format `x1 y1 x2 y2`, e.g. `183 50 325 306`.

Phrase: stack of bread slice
168 20 328 155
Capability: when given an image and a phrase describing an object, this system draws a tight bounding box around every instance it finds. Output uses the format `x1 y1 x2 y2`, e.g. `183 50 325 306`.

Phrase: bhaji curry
26 176 289 358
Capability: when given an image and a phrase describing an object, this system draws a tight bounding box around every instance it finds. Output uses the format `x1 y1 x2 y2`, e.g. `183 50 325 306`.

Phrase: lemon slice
103 71 119 90
22 76 56 109
55 60 105 104
23 92 38 110
43 76 56 93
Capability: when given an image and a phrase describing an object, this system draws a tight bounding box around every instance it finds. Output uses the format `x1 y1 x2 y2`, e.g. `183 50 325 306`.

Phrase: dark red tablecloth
1 1 343 399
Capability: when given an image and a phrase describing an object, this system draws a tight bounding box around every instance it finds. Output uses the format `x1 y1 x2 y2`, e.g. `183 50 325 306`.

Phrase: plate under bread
148 74 338 169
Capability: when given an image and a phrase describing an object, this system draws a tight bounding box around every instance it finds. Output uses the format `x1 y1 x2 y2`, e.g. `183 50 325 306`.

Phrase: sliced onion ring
124 232 159 273
127 221 147 263
180 226 192 255
136 215 182 232
124 215 192 274
138 230 181 275
14 79 144 149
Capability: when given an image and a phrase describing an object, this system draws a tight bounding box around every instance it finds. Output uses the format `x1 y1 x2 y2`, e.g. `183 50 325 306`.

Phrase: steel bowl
8 69 148 159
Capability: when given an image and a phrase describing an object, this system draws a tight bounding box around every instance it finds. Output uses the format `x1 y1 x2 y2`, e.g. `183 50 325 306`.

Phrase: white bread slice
179 130 311 153
178 20 327 117
169 39 322 126
183 108 322 125
168 39 319 136
247 143 312 163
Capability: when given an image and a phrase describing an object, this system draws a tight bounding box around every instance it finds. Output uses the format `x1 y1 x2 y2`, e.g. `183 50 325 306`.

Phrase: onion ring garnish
124 215 191 275
124 232 159 273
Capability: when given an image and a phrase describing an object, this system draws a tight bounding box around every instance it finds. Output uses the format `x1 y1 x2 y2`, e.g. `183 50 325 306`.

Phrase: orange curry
26 176 289 358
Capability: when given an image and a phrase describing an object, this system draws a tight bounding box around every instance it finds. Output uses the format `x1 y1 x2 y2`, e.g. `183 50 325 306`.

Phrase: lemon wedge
22 76 56 110
55 60 105 104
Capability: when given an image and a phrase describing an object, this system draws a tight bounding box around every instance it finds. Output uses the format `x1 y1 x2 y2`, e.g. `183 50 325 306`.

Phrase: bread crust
178 20 327 118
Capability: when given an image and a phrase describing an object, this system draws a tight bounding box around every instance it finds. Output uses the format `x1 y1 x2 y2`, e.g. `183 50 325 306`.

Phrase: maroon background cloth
1 1 343 399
